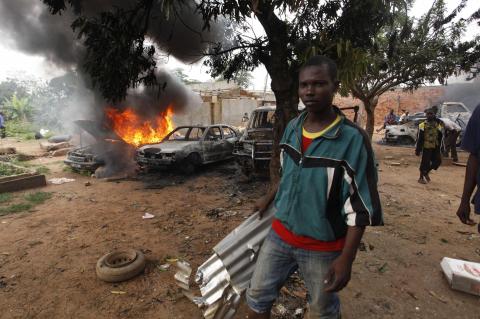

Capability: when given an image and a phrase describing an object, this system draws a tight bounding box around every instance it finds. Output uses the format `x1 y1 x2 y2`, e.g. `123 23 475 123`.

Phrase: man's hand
456 201 476 226
324 255 353 292
253 196 272 219
253 183 278 219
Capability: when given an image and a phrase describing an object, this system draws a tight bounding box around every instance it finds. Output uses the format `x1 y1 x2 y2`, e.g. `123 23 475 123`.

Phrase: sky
0 0 478 89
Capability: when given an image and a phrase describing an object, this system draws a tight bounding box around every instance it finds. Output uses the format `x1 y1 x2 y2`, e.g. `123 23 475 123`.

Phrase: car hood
138 140 198 153
386 124 410 133
74 120 120 141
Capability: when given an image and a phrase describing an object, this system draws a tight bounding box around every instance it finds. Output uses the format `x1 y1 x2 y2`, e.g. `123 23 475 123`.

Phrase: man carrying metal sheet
246 55 383 319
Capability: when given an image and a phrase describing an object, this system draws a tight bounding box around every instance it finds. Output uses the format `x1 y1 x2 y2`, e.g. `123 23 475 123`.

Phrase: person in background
415 107 443 184
399 110 409 123
440 117 462 162
242 112 250 123
376 109 397 132
456 104 480 232
0 111 6 139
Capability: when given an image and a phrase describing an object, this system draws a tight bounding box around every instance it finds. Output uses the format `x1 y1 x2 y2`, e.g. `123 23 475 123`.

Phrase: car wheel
96 249 146 283
397 136 414 145
180 153 201 174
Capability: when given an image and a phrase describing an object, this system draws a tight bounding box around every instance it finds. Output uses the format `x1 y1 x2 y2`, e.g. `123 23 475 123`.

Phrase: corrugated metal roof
174 204 275 318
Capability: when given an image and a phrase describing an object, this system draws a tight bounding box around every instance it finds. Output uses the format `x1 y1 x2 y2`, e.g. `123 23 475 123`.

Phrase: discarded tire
96 249 146 283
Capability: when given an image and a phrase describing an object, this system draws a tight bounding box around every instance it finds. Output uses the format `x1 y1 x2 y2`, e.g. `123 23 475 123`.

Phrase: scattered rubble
40 141 71 152
142 213 155 219
0 147 16 155
49 178 75 185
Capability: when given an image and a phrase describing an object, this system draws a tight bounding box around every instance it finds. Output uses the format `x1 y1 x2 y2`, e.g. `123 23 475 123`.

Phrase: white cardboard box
441 257 480 296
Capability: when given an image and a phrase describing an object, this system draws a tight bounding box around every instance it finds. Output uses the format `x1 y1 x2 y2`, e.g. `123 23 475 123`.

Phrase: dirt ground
0 134 479 319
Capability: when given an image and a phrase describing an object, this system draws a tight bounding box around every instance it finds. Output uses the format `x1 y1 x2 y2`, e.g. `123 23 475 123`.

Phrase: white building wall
173 102 211 126
221 98 259 126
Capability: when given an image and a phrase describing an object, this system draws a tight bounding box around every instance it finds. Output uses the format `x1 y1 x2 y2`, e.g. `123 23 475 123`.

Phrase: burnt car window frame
222 126 237 139
165 127 191 141
188 127 206 141
204 126 223 141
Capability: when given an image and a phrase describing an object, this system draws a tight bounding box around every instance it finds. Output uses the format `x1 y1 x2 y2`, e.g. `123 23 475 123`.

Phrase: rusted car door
202 126 225 163
221 126 237 159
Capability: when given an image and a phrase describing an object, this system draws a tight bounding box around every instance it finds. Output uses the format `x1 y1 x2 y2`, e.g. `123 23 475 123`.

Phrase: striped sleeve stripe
343 171 372 226
343 120 383 226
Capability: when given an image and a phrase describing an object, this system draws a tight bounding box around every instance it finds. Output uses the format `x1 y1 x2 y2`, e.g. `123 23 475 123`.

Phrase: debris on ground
142 213 155 219
0 147 16 155
50 148 71 157
441 257 480 296
47 135 72 143
49 178 75 185
206 208 238 219
157 263 170 272
39 141 71 152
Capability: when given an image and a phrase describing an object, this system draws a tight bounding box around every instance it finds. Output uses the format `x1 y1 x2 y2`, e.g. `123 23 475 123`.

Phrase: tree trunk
361 96 378 140
269 82 298 184
254 4 298 185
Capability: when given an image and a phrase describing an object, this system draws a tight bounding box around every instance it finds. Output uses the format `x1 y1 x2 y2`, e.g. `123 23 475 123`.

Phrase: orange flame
105 106 175 146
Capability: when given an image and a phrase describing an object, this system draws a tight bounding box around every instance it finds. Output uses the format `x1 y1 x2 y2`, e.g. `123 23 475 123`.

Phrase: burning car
64 120 135 174
136 124 239 173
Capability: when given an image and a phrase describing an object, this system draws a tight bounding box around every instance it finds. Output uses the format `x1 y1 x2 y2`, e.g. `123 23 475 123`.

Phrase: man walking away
441 117 462 162
456 103 480 232
415 108 443 184
246 55 383 319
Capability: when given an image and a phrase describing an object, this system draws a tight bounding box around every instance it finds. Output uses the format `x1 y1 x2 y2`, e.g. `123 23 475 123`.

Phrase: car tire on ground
96 249 146 283
180 153 201 174
397 136 414 145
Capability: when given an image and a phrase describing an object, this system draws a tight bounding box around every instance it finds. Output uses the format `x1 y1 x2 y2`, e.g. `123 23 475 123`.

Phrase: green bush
4 121 38 139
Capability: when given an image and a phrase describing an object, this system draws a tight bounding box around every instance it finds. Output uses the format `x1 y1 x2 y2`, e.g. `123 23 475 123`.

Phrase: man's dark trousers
420 148 441 174
444 130 459 162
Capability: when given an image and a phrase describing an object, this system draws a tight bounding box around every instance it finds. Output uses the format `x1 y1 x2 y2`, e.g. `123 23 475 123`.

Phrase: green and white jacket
274 108 383 241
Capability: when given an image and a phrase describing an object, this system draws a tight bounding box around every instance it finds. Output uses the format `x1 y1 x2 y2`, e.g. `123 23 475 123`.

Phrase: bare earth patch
0 139 479 319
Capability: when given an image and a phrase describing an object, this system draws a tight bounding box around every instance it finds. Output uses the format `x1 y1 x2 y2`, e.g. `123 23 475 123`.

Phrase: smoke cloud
0 0 223 176
0 0 222 115
441 78 480 111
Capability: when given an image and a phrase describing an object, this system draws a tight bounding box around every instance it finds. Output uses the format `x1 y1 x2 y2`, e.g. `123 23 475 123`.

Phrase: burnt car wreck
136 125 239 174
64 120 135 176
233 106 275 177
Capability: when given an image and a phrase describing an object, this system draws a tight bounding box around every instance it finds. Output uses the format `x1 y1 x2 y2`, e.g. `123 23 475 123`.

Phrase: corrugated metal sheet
174 204 275 319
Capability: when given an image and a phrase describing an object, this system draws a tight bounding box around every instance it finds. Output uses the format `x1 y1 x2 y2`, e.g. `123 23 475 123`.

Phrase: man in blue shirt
0 111 5 138
456 104 480 232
